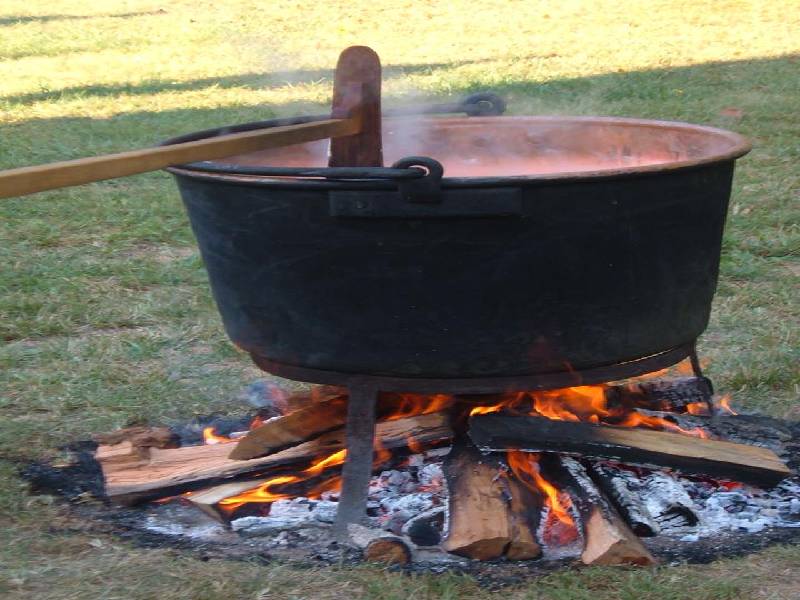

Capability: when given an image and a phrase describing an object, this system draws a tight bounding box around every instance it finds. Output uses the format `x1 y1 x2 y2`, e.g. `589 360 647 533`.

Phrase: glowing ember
507 451 579 545
202 427 235 445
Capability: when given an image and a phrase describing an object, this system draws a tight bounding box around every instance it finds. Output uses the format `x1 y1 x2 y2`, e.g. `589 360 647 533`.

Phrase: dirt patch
122 244 197 264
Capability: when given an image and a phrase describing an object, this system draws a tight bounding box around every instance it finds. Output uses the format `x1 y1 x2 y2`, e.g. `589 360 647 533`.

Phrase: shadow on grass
2 55 551 105
0 10 165 26
1 54 797 153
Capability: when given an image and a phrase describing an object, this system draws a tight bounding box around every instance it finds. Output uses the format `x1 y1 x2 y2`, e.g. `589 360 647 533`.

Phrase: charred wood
606 377 712 413
543 456 656 566
588 462 660 536
468 414 791 486
639 471 699 529
401 506 445 546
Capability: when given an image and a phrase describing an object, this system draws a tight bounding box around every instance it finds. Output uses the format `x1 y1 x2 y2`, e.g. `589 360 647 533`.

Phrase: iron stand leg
333 384 378 537
689 341 716 415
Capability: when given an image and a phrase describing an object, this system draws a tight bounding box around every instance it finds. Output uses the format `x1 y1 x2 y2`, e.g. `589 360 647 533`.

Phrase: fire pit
24 374 800 571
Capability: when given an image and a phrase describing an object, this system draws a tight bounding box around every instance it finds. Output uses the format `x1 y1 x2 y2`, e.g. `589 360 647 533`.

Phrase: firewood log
230 393 453 460
347 523 412 565
98 412 452 505
503 474 543 560
93 426 179 460
607 376 712 413
543 456 655 566
588 462 660 536
440 440 513 560
468 413 791 486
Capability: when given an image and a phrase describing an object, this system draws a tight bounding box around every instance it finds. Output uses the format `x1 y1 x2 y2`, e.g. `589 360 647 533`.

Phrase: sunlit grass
1 1 799 598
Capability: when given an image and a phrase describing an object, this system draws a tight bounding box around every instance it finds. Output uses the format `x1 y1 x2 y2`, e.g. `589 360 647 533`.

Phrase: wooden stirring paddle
0 45 383 199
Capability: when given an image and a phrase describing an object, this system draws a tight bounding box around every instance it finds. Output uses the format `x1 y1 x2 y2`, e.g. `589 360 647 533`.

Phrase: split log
588 462 660 536
468 414 791 486
441 440 512 560
347 523 412 565
228 396 348 460
284 385 348 413
543 456 656 566
503 474 544 560
93 426 179 461
230 393 453 460
99 412 452 505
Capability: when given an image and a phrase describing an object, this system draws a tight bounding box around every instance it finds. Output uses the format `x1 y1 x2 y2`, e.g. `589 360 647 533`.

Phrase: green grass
1 1 799 598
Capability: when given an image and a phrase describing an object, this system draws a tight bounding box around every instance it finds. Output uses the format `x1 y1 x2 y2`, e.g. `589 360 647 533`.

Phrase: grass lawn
1 1 799 598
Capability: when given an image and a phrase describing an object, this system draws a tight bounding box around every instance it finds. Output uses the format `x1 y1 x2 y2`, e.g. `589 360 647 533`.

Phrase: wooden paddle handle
0 116 360 199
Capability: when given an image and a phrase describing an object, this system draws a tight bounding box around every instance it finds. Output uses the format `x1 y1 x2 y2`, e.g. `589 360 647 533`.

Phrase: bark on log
469 414 791 486
607 377 712 413
347 523 412 565
365 538 412 565
441 440 512 560
544 456 656 566
283 385 348 413
99 412 452 505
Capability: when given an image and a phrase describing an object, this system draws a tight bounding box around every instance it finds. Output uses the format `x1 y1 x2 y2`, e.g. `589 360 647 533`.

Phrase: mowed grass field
1 1 799 598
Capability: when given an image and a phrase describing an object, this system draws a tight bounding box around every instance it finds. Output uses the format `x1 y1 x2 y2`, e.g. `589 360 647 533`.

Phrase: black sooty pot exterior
167 116 748 380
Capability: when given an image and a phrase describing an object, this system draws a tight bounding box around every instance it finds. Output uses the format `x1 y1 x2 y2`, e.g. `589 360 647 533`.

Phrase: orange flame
215 391 454 512
507 451 578 545
202 427 235 445
469 379 710 438
718 394 737 415
614 411 709 438
685 394 738 416
218 449 348 513
218 437 395 513
384 393 453 421
685 401 709 416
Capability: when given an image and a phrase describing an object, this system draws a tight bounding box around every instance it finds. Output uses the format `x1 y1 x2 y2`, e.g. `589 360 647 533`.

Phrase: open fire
27 364 796 569
121 362 784 567
197 364 730 523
